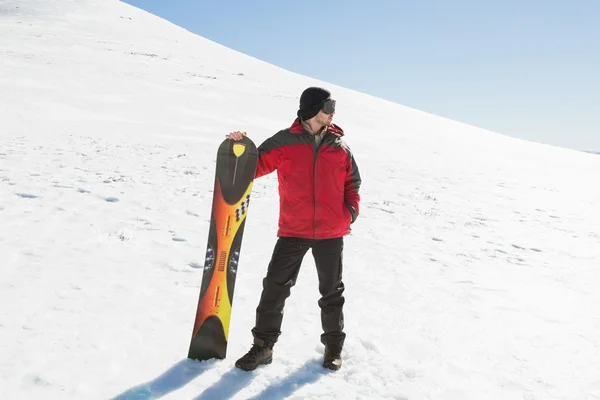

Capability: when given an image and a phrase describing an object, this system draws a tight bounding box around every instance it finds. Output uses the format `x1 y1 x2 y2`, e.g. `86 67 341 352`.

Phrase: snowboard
188 136 258 361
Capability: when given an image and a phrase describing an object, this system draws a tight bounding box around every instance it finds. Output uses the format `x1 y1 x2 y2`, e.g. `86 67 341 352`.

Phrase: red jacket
255 119 361 239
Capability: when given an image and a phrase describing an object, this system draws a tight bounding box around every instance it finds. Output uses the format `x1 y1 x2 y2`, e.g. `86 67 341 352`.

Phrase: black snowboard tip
188 316 227 361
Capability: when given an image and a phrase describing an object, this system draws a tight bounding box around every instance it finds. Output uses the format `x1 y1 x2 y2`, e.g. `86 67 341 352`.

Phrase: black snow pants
251 237 346 348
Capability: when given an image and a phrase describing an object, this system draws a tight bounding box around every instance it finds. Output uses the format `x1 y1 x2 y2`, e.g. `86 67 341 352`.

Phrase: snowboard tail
189 316 227 360
188 137 258 361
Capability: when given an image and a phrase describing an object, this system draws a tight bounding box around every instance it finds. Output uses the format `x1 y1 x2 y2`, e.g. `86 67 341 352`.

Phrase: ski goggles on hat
321 99 336 114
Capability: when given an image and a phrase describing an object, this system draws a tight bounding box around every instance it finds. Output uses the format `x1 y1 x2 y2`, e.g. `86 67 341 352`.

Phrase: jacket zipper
312 135 318 238
312 132 328 238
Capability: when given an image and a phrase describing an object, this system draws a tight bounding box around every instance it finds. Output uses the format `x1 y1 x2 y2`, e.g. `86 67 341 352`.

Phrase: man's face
315 109 334 127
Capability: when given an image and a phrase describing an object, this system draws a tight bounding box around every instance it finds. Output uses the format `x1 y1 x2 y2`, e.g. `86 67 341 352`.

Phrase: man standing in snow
226 87 361 371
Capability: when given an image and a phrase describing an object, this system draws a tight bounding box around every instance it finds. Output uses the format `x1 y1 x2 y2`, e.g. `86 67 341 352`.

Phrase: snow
1 0 600 399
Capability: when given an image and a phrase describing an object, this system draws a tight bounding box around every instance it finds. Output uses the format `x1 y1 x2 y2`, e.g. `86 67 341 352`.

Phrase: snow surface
1 0 600 399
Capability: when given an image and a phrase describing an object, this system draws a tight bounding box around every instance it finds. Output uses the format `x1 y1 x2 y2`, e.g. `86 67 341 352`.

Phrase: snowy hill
2 0 600 399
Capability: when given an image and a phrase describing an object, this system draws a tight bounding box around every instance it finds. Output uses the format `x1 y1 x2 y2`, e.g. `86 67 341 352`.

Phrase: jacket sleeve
254 134 281 179
344 149 361 223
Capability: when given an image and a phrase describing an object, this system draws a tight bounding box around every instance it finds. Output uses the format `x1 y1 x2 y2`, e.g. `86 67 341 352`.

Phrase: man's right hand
226 131 247 141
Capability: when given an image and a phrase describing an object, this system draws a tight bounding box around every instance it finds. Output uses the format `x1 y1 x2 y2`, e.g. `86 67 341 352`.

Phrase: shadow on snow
112 357 330 400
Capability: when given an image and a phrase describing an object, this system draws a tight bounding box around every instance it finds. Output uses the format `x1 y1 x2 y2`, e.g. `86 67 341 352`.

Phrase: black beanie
297 87 331 121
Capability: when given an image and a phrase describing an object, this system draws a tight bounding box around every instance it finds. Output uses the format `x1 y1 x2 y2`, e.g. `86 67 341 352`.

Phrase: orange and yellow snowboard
188 137 258 361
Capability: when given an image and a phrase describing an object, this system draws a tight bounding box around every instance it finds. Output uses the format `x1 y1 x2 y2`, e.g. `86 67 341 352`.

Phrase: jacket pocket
345 201 357 224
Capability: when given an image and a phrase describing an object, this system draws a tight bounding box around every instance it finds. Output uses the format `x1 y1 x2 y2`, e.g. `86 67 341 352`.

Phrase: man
226 87 361 371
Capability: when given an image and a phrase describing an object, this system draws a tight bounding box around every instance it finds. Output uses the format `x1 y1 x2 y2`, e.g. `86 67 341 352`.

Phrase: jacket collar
290 118 344 136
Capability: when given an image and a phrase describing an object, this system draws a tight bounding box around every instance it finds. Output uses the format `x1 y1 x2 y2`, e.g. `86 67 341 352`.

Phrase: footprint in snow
104 197 119 203
189 262 202 269
16 193 40 199
360 339 381 352
172 236 186 242
78 188 90 193
24 374 52 388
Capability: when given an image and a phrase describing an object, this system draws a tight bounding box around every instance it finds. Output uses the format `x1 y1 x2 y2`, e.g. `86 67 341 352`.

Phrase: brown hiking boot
323 344 342 371
235 338 273 371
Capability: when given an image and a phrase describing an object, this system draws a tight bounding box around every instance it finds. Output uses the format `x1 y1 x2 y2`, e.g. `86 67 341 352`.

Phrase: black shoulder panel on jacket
258 128 308 155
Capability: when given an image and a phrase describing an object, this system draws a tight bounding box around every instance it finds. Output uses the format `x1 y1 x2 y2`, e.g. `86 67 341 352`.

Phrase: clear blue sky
123 0 600 151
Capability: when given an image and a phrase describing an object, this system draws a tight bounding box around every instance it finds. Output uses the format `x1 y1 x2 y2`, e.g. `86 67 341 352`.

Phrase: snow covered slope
1 0 600 399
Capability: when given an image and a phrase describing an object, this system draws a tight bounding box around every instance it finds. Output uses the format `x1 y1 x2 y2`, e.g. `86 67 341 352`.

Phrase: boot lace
246 344 265 360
